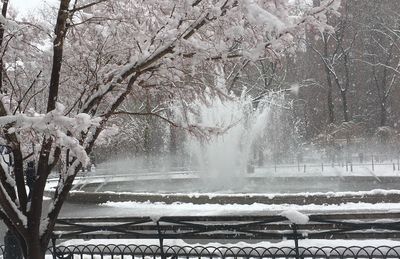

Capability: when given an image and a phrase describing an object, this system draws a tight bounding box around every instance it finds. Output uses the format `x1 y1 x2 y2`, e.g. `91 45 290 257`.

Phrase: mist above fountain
185 91 284 185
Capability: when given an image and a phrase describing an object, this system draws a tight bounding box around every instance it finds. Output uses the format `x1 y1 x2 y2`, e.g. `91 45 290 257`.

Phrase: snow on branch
73 0 340 121
0 100 100 165
0 14 19 32
0 181 27 228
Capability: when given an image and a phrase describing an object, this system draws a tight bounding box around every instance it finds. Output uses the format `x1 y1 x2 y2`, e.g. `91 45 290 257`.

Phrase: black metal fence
53 212 400 241
2 244 400 258
3 212 400 258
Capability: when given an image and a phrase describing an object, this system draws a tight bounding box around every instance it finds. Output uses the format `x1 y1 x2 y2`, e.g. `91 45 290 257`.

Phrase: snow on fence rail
2 244 400 258
34 212 400 258
3 212 400 258
52 212 400 241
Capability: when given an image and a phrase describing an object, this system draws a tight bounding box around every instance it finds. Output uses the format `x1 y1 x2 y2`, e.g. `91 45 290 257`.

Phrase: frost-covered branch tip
0 102 100 165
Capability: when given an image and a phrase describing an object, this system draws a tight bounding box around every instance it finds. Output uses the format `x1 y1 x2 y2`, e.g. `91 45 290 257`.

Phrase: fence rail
258 160 400 173
45 212 400 258
3 212 400 258
53 212 400 241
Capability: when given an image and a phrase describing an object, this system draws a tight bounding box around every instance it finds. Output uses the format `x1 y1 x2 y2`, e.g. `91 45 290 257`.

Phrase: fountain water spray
186 91 285 184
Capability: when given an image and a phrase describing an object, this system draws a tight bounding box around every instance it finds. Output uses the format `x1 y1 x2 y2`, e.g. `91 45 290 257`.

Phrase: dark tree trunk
341 52 351 123
22 1 72 258
26 239 45 259
169 124 178 167
47 0 70 112
0 0 9 93
322 34 334 124
326 70 335 124
340 89 349 122
380 101 387 127
170 125 178 155
376 64 388 128
341 90 351 146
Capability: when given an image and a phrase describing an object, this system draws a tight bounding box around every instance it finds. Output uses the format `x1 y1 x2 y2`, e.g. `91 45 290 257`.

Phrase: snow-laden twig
0 101 100 165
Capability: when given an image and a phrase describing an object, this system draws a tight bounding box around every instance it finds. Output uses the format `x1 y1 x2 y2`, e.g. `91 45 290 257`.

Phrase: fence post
321 163 324 172
303 164 306 173
372 155 375 171
292 223 300 259
52 237 57 259
156 221 166 259
350 162 353 172
297 160 300 172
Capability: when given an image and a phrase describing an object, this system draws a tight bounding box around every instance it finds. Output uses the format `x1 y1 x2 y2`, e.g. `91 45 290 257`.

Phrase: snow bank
99 201 399 218
280 209 309 224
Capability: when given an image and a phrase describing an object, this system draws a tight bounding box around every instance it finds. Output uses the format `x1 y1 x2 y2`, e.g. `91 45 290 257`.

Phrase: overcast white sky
11 0 57 16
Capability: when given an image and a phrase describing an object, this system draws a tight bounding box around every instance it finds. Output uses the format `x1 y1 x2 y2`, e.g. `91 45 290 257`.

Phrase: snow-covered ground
99 200 399 217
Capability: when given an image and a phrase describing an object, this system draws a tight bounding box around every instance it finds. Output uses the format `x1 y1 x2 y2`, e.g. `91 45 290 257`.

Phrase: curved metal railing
2 244 400 258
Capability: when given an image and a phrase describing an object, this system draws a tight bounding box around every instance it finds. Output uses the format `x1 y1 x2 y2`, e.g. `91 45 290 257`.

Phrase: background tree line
99 0 400 164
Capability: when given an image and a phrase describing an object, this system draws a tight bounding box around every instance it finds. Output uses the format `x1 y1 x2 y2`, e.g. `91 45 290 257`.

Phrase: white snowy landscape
1 0 400 258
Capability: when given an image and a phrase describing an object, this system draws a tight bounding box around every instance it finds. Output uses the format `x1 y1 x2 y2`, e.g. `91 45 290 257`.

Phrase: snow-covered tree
0 0 339 258
361 9 400 128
